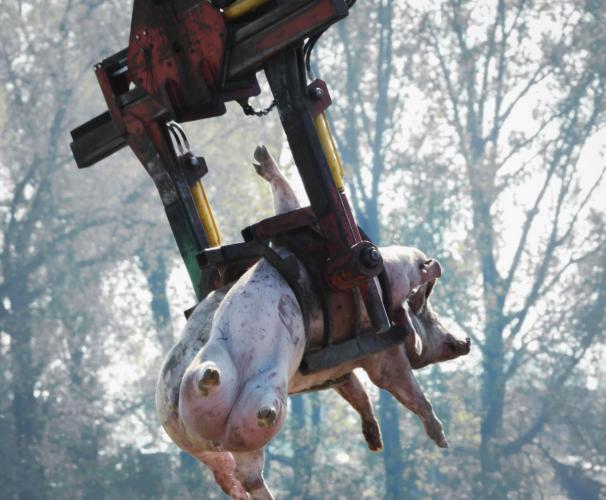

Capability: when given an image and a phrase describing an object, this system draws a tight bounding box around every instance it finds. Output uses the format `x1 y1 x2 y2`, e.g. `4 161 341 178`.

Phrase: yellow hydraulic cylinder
190 180 221 247
223 0 270 20
314 112 345 192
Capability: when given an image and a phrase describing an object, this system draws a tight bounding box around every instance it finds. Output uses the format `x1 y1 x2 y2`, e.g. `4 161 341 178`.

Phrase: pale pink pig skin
179 255 306 451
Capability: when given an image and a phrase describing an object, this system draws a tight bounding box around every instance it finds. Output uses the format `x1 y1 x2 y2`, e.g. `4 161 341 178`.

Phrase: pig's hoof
425 419 449 448
436 432 449 448
362 422 384 452
253 145 275 181
257 406 278 428
254 144 270 163
252 162 264 176
197 366 221 395
252 161 274 182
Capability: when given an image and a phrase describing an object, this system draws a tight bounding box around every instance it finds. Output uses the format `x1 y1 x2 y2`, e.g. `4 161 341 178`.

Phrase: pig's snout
442 335 471 360
195 363 221 396
257 406 278 428
454 336 471 355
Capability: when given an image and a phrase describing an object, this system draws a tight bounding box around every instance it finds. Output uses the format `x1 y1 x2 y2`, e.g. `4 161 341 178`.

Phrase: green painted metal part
165 202 204 299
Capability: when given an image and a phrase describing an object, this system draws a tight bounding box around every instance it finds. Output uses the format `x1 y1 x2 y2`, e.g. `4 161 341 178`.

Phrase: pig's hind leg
253 146 385 452
233 448 274 500
253 145 301 214
195 450 250 500
333 373 383 452
364 348 449 448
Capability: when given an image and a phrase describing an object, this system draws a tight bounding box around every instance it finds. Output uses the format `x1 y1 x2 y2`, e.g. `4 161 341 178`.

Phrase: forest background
1 0 605 498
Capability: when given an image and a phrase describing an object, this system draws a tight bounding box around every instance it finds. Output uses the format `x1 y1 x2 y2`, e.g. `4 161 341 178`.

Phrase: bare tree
314 1 417 496
318 0 606 497
410 1 606 496
0 2 133 497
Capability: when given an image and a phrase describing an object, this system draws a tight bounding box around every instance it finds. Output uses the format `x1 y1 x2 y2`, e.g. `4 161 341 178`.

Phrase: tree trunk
468 170 507 499
10 323 47 500
290 394 321 500
138 252 173 352
479 338 506 499
379 390 404 499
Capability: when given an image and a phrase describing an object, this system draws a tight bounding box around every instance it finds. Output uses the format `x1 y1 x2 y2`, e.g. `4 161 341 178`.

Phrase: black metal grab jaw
70 0 394 369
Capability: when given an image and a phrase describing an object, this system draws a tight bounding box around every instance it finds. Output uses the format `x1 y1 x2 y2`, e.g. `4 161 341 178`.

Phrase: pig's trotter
195 451 249 500
213 470 248 500
362 421 383 452
233 449 274 500
256 407 278 428
253 144 270 163
197 365 221 396
252 161 269 180
425 416 449 448
253 145 276 181
253 144 301 214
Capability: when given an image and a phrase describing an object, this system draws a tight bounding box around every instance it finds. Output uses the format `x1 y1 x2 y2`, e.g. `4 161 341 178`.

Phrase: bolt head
187 155 201 168
312 87 324 99
361 246 382 268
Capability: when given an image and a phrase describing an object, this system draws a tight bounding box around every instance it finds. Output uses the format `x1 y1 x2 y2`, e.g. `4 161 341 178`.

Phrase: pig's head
405 278 471 369
381 246 444 309
382 246 468 367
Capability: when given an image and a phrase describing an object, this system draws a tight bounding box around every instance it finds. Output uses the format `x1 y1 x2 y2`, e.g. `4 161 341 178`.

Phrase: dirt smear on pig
278 294 300 346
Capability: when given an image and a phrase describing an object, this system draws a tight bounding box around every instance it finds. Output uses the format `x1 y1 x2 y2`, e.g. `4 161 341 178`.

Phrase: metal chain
238 99 277 117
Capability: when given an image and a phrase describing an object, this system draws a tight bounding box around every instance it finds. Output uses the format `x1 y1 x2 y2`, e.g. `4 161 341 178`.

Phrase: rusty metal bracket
70 0 399 370
299 324 411 374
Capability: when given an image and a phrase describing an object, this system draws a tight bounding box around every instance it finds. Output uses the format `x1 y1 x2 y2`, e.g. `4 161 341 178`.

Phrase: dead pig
157 146 470 499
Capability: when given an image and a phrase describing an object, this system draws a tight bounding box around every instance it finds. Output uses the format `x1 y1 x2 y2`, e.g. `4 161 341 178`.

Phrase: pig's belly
180 263 307 450
216 301 304 374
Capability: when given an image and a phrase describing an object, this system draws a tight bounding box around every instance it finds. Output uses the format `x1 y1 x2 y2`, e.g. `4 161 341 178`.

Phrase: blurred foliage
1 1 605 499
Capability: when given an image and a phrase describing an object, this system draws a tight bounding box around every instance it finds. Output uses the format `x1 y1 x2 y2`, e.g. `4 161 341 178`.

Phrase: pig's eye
420 259 432 270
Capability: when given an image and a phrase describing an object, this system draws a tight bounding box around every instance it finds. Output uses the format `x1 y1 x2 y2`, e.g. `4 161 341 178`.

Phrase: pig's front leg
253 145 301 214
334 373 383 452
232 448 274 500
363 348 449 448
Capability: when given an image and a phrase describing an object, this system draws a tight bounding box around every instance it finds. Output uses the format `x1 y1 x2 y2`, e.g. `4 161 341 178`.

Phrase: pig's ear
409 284 426 314
420 259 442 284
393 305 423 356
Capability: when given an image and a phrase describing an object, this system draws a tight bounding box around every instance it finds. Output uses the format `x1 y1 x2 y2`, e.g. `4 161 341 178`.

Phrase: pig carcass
156 146 470 499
